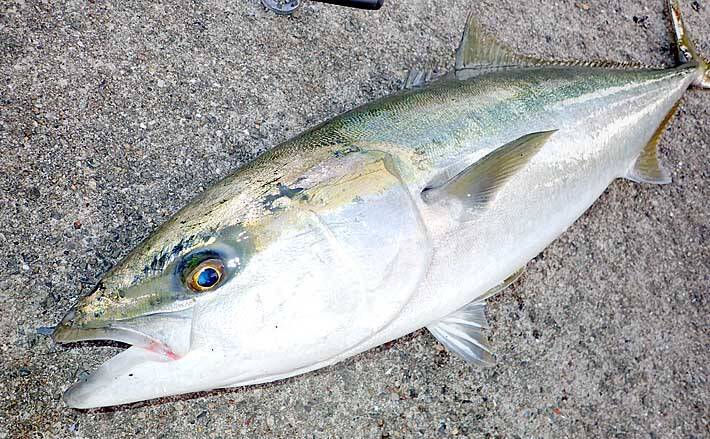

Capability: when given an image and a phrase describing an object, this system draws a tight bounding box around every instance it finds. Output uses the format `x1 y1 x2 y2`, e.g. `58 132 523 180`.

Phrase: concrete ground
1 0 708 437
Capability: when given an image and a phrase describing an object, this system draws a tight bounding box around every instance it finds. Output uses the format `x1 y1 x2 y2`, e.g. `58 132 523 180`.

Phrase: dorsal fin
402 69 454 90
402 69 433 89
421 131 556 208
626 101 680 185
455 14 658 81
455 13 543 79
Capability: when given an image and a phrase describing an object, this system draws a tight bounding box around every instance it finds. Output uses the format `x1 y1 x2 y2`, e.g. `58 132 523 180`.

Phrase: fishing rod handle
312 0 384 10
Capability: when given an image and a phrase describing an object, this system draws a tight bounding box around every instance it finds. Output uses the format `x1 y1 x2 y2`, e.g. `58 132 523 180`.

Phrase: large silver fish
53 1 708 408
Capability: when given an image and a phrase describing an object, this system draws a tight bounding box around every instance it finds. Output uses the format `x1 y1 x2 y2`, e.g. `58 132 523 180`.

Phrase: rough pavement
1 0 708 437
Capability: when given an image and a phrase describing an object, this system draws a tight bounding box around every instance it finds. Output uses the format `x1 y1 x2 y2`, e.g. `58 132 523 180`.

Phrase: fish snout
51 309 77 343
51 304 110 344
52 280 139 343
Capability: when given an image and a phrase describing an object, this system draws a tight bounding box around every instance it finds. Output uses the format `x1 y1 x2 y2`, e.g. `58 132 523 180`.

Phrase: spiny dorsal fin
402 69 452 90
403 69 433 89
421 131 556 208
626 101 680 185
426 266 524 366
455 14 659 80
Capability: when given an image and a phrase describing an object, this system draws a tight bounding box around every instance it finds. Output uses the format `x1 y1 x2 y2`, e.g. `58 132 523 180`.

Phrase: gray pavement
1 0 708 437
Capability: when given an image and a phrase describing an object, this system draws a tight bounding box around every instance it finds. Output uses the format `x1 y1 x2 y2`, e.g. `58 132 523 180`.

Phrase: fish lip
52 323 180 360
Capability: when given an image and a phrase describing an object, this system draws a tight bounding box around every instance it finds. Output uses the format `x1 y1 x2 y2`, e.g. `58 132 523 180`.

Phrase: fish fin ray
455 13 659 80
403 69 433 89
426 266 525 366
668 0 710 88
421 131 556 208
402 69 452 90
626 101 680 185
428 300 494 366
455 13 535 79
478 266 526 301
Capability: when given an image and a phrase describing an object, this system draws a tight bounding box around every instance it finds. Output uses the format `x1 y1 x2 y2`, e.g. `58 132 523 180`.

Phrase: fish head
52 221 251 360
52 166 279 407
53 149 430 408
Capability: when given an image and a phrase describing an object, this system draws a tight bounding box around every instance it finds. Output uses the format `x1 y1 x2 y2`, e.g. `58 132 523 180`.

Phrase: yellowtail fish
52 1 708 408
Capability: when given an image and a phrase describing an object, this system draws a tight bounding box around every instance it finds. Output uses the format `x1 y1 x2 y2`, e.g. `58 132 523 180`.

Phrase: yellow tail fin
669 0 709 88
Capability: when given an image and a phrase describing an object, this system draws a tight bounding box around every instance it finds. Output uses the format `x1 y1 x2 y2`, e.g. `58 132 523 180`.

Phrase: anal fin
478 266 525 301
626 101 680 185
427 267 525 366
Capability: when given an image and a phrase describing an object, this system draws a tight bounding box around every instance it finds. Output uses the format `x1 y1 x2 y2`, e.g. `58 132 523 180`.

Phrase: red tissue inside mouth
146 340 181 361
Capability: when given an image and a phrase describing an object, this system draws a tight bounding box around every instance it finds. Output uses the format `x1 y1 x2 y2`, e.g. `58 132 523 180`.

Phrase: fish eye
186 259 224 292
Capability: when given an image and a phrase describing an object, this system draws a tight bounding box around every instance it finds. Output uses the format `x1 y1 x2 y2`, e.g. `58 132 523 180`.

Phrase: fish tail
668 0 710 88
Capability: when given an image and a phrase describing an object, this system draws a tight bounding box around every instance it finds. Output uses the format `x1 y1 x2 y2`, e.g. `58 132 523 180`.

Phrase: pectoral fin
421 131 556 208
427 267 525 366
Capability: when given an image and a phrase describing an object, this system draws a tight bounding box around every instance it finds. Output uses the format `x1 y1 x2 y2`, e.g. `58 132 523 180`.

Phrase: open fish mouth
52 324 181 360
52 311 195 408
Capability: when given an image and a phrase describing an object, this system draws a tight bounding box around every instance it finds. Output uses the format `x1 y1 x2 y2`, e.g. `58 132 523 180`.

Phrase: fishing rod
261 0 385 15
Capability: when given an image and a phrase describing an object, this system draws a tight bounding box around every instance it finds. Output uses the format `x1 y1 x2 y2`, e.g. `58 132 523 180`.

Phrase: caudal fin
669 0 709 88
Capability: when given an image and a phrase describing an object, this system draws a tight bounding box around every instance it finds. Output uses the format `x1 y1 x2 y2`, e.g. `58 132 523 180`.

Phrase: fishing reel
261 0 384 15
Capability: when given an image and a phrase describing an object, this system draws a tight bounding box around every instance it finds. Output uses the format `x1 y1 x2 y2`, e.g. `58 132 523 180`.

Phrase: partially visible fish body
52 1 708 408
222 65 697 385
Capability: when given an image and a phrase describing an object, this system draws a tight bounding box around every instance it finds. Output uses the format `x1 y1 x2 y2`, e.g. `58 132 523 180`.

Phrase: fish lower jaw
61 345 175 409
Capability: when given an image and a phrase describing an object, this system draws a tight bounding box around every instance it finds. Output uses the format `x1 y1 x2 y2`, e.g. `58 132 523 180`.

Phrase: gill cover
187 149 432 368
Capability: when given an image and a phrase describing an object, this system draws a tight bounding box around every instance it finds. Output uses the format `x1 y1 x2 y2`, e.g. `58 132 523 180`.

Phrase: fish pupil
197 267 219 288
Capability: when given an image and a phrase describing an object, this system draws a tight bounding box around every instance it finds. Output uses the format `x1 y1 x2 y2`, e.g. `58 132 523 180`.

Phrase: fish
52 0 708 408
